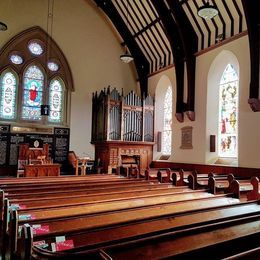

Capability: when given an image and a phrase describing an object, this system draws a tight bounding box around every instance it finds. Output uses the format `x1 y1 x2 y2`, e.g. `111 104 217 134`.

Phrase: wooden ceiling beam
241 0 260 111
93 0 150 97
151 0 186 122
166 0 198 121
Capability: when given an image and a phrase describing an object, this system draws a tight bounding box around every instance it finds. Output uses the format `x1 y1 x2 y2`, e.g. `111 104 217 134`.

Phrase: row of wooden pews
1 172 260 259
167 168 260 200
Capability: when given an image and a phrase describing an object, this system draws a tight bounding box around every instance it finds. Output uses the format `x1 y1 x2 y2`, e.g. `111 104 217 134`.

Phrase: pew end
227 180 241 199
247 177 260 201
20 223 33 260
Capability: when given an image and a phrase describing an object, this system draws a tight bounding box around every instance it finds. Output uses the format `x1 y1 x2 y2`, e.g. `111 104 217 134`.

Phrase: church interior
0 0 260 259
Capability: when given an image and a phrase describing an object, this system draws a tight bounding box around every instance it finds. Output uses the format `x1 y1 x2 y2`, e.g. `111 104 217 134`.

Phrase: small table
24 164 61 177
77 158 94 175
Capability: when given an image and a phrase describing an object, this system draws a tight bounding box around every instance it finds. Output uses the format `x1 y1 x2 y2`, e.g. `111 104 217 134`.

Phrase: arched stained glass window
49 78 64 123
218 64 239 157
162 86 172 155
0 71 18 120
0 27 72 127
22 65 44 121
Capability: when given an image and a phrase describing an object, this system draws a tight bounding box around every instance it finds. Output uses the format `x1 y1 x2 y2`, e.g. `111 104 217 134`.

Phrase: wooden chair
68 151 88 175
17 160 27 178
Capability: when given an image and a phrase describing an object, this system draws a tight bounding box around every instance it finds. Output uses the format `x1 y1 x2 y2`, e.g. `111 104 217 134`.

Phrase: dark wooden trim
146 31 247 79
151 1 185 120
202 0 219 43
195 31 248 56
241 0 260 107
232 0 243 33
221 0 234 37
185 1 204 51
193 0 211 48
212 0 226 41
167 0 197 118
147 64 174 78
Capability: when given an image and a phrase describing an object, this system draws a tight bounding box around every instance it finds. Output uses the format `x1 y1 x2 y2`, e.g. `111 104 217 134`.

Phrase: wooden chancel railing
91 87 154 142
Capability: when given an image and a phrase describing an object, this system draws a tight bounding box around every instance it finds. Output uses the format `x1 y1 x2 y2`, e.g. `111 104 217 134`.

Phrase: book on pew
51 236 74 252
32 224 50 235
51 240 74 252
10 203 27 210
33 240 49 249
19 214 36 220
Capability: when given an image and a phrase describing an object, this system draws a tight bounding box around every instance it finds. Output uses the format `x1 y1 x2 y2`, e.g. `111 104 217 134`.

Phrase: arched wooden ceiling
93 0 259 115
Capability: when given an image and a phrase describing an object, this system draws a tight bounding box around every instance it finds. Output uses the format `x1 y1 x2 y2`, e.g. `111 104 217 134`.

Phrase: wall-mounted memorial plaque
180 126 193 149
9 134 25 165
0 125 10 166
53 128 70 165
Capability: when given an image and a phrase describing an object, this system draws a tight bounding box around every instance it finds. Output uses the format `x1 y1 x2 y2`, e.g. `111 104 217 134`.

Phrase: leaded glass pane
22 65 44 121
49 78 64 123
162 86 172 155
28 42 44 55
10 55 23 65
0 71 17 119
47 62 59 72
218 64 238 157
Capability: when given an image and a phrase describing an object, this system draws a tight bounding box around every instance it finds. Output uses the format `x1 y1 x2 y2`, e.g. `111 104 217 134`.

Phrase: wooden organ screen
92 87 154 143
91 87 154 174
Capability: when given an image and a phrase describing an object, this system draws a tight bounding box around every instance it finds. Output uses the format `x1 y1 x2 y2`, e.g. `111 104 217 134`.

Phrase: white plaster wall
149 67 205 164
0 0 137 158
149 35 260 168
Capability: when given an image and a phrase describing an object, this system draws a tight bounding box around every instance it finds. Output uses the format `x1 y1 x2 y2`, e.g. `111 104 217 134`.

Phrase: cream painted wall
149 35 260 168
149 67 204 164
0 0 137 158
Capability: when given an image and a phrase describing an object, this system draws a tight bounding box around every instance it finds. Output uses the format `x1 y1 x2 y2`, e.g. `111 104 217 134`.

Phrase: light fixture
120 48 134 63
0 21 7 31
120 1 133 63
198 0 218 20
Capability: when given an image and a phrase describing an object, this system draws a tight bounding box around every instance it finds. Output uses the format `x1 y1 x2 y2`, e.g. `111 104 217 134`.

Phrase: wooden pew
2 181 192 256
208 174 233 194
172 169 192 186
13 194 242 259
1 178 149 191
226 176 253 199
1 180 161 197
100 213 260 259
144 168 171 183
21 199 260 260
7 185 192 211
223 246 260 259
187 170 209 190
1 181 177 226
247 177 260 201
0 174 121 186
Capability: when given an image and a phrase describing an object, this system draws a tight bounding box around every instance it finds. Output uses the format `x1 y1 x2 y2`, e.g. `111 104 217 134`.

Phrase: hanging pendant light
0 21 8 31
120 48 134 63
198 0 218 20
120 0 133 63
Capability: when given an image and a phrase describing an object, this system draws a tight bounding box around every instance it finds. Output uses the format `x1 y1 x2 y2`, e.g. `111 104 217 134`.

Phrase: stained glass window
10 54 23 65
28 42 44 55
0 71 17 119
22 65 44 121
49 78 64 123
47 62 59 72
218 64 238 157
162 86 172 155
0 29 71 127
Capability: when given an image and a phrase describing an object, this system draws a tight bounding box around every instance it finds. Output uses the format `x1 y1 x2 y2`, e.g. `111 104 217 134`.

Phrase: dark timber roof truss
93 0 259 117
